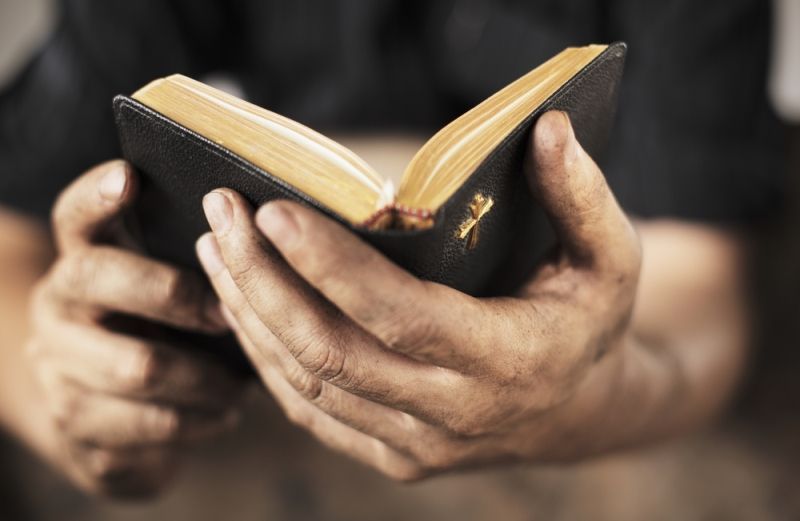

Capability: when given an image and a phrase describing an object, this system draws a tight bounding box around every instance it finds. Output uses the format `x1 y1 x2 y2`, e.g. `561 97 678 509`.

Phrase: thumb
524 111 639 273
52 160 138 252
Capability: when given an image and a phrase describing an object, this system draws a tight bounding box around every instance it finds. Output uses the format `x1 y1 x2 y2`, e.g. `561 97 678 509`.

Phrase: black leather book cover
114 43 626 298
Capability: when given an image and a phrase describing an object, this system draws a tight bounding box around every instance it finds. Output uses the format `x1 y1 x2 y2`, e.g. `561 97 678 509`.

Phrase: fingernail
203 191 233 234
256 203 299 249
98 165 127 202
196 233 225 276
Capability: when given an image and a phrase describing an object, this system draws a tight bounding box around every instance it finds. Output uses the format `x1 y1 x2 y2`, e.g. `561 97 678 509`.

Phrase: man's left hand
195 112 642 480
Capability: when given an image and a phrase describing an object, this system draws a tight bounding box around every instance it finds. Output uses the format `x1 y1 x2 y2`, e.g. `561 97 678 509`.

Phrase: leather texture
114 43 626 298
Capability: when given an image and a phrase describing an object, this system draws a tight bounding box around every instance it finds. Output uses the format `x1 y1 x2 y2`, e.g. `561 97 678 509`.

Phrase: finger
525 111 640 276
204 186 498 372
196 230 464 426
66 444 180 498
55 384 239 448
52 160 137 252
50 246 227 333
251 199 500 370
259 362 423 482
220 296 450 464
36 321 242 410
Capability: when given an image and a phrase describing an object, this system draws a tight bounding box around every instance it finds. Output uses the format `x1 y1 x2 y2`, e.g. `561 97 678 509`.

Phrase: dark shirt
0 0 785 223
0 3 791 520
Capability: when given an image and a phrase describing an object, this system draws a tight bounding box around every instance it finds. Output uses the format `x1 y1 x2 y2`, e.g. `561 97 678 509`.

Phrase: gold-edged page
397 44 607 211
132 75 388 224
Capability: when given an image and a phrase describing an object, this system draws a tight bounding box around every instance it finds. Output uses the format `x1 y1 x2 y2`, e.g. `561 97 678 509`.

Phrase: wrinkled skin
195 111 746 481
27 161 244 497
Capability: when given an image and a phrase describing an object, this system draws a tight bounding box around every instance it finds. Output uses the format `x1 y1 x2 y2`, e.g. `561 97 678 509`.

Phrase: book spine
361 204 435 231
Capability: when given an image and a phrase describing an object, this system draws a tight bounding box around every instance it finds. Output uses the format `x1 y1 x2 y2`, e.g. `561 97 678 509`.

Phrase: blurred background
0 0 798 520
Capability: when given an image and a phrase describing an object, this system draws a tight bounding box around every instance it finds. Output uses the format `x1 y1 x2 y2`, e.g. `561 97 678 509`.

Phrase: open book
115 43 626 296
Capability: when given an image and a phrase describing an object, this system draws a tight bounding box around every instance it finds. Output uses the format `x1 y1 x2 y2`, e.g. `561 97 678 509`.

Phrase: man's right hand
27 160 244 498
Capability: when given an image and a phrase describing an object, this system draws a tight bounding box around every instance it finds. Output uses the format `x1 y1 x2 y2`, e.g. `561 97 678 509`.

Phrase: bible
114 43 626 297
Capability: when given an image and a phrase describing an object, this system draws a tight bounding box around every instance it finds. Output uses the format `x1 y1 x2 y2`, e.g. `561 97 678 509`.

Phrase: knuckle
145 407 181 442
117 344 163 392
443 413 491 438
149 267 198 310
287 365 324 401
228 261 262 296
51 255 92 299
306 343 348 384
375 308 437 354
417 443 459 471
28 283 59 331
53 249 119 305
31 285 59 321
286 322 356 386
52 391 80 432
153 267 184 306
42 372 82 432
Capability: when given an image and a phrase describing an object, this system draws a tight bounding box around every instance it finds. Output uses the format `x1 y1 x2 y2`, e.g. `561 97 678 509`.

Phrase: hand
28 161 244 497
197 112 641 480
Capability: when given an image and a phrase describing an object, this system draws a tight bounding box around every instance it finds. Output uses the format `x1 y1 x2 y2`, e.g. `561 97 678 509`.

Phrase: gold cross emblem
456 193 494 250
